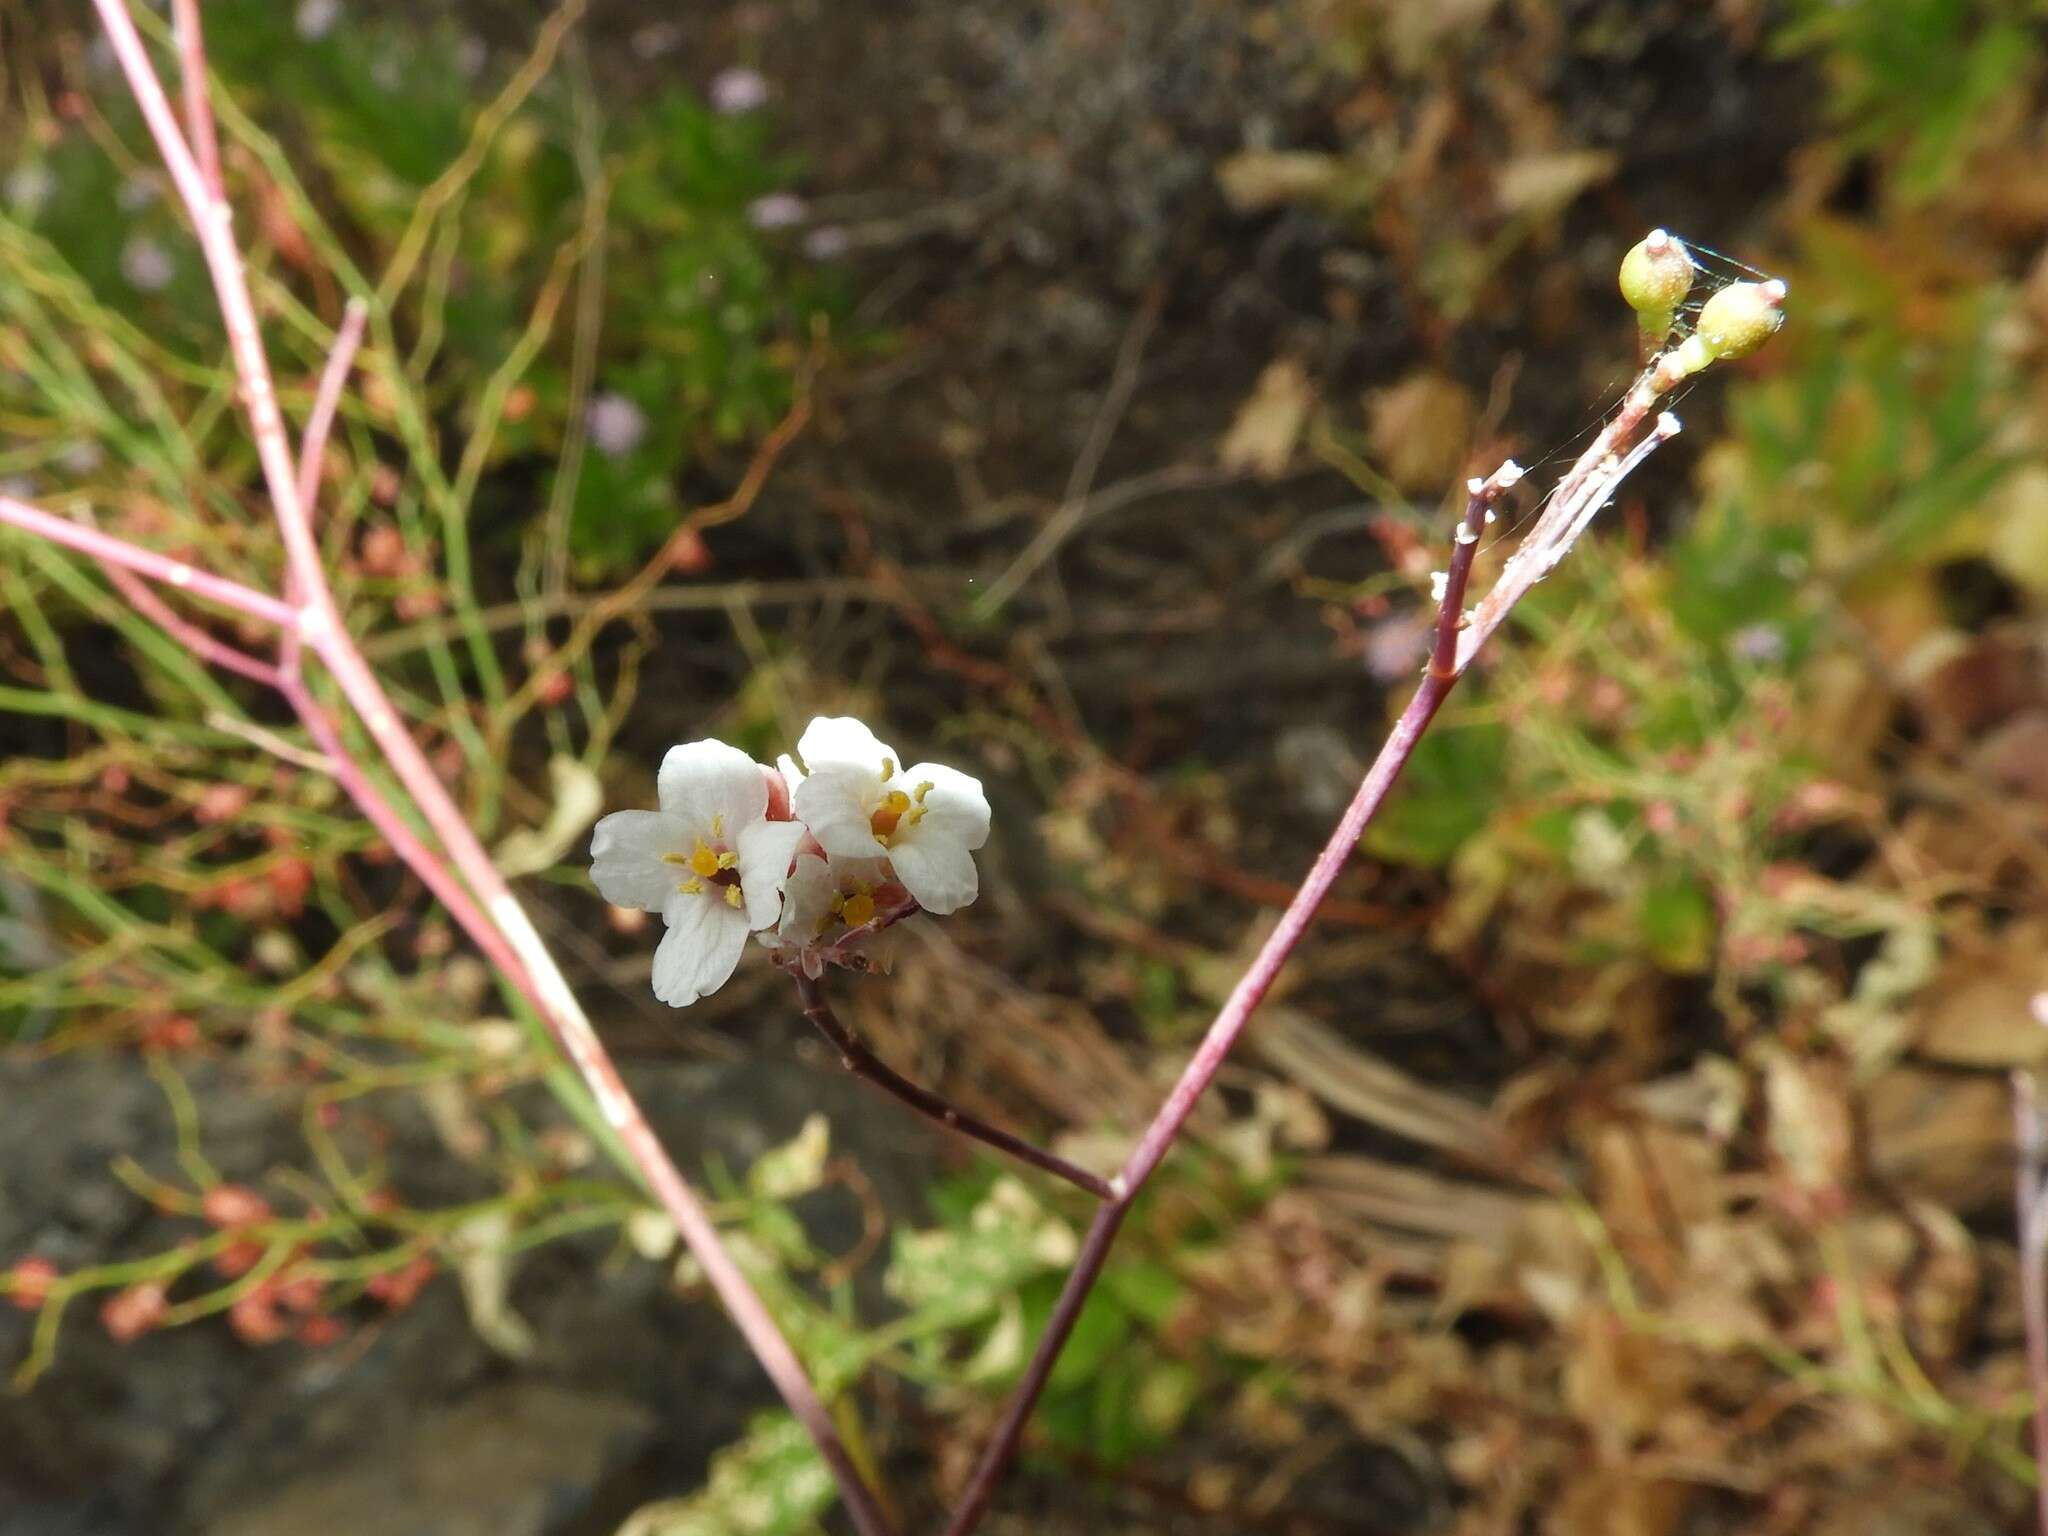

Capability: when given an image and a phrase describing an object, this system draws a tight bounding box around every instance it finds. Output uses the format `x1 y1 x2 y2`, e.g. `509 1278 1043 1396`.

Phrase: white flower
786 717 989 915
589 740 805 1007
761 850 902 978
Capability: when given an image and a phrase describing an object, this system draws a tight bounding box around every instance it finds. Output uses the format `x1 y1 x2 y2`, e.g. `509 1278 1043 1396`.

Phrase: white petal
796 715 896 774
888 833 979 915
650 889 749 1007
791 761 888 860
775 852 836 944
589 810 690 912
831 854 896 892
657 739 767 834
775 753 805 789
901 761 991 850
735 819 807 930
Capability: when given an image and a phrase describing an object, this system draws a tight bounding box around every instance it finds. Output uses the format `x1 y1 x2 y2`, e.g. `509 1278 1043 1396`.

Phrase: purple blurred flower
586 393 649 460
632 24 683 61
120 237 174 293
803 225 850 261
710 67 769 114
296 0 340 41
1729 623 1786 664
1362 614 1429 683
4 164 54 217
59 441 106 476
747 192 807 231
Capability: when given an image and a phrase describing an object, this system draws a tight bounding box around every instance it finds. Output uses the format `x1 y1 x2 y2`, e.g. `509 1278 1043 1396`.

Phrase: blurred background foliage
4 1 2048 1534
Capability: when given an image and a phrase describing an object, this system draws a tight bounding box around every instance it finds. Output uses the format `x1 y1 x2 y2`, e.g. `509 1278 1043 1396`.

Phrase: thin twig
1429 460 1523 682
972 283 1166 617
294 298 369 522
93 555 281 688
169 0 222 200
2014 1069 2048 1536
362 575 889 661
0 494 298 630
795 973 1113 1201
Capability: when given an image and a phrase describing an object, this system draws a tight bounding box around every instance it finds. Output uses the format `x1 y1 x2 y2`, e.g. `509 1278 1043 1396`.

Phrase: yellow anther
880 757 896 780
717 850 739 871
840 890 877 928
723 884 744 909
712 813 725 836
870 789 912 842
678 877 704 896
913 780 934 802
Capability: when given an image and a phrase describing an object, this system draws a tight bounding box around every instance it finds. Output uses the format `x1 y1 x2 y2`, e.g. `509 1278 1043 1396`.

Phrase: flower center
665 837 742 907
870 790 911 842
869 780 936 847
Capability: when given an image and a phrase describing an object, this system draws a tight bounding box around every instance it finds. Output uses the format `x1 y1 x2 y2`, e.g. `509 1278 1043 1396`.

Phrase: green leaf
1102 1260 1185 1329
1640 871 1717 974
617 1412 835 1536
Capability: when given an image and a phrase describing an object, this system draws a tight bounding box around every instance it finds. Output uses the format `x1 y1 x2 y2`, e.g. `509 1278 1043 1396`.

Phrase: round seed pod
1693 279 1787 362
1618 229 1696 341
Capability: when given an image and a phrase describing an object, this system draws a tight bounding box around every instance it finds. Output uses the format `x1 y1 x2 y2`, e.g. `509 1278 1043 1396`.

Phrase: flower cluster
590 717 991 1006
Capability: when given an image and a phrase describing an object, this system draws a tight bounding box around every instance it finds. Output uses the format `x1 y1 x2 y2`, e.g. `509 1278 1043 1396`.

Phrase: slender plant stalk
2013 1071 2048 1536
0 495 298 627
942 394 1685 1535
796 973 1114 1201
13 8 900 1532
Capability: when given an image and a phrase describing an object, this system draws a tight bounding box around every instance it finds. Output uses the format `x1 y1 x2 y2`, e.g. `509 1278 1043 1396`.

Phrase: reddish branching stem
8 9 899 1534
795 973 1114 1201
941 363 1686 1533
1429 459 1523 683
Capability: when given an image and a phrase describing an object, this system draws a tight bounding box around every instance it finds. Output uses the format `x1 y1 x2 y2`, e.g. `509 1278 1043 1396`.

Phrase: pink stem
85 9 895 1529
2013 1072 2048 1534
95 556 281 688
92 0 325 595
1 494 298 630
1430 462 1521 682
295 299 369 532
169 0 223 200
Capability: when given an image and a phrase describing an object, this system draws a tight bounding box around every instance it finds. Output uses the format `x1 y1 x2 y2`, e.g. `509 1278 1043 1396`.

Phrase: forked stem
60 8 898 1532
943 396 1679 1534
795 973 1114 1202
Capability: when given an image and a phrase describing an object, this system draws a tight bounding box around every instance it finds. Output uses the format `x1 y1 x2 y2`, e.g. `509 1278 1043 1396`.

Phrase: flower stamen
870 789 912 843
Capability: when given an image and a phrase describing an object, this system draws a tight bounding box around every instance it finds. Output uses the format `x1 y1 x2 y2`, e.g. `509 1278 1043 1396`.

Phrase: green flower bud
1665 278 1787 382
1694 278 1786 361
1618 229 1696 341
